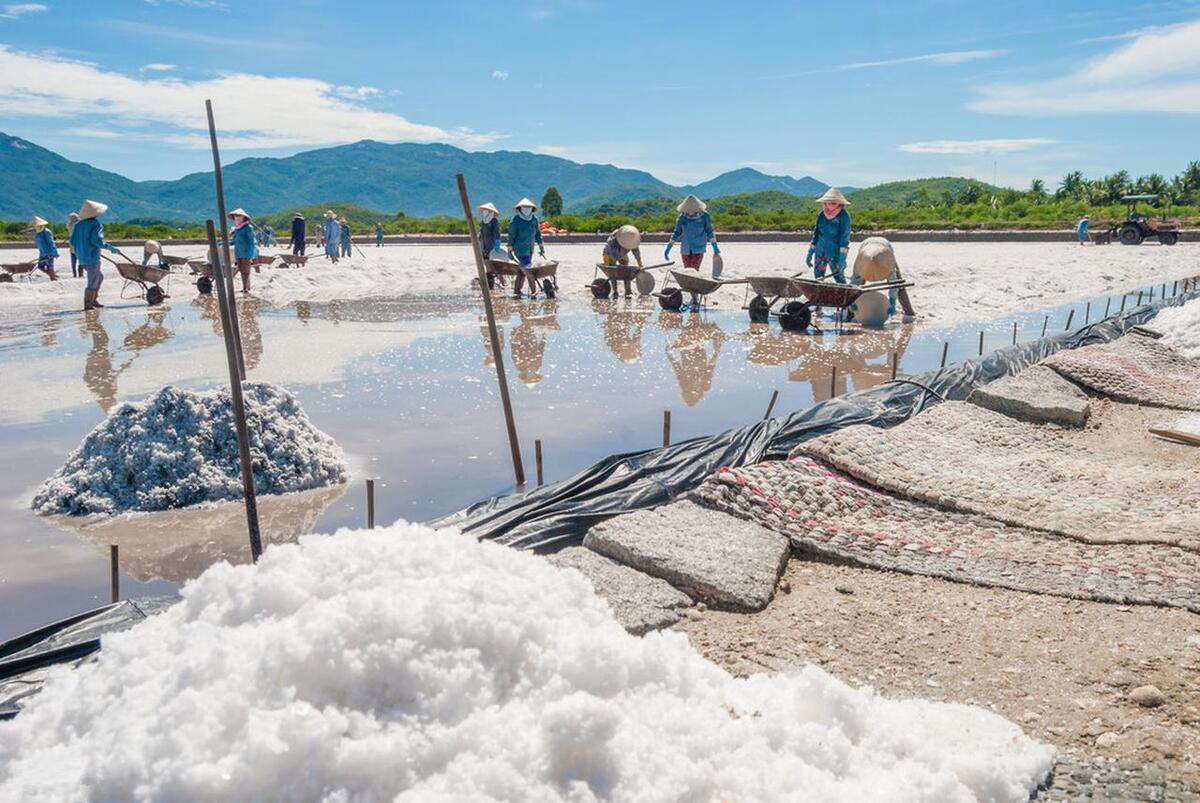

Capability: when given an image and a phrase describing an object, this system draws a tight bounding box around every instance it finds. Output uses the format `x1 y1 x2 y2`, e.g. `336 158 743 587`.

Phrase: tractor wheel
1119 224 1144 245
541 278 556 298
748 294 771 324
196 276 213 295
1158 232 1179 246
778 302 812 332
589 278 611 299
146 286 165 306
658 288 684 312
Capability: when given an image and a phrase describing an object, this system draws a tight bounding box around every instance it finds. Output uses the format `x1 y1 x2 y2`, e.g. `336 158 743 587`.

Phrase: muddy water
0 280 1174 640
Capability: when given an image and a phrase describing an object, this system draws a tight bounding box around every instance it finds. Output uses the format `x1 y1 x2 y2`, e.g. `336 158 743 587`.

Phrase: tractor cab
1112 194 1180 245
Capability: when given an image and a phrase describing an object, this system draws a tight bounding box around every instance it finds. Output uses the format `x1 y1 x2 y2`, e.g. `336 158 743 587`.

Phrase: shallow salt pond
0 270 1187 640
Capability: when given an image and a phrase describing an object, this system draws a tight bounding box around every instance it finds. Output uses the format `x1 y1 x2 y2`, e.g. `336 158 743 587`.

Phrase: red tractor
1107 194 1180 246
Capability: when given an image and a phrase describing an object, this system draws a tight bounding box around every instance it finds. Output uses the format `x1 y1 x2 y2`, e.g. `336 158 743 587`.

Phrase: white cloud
492 69 509 81
139 63 175 72
973 19 1200 114
899 138 1055 155
837 49 1006 71
1 3 48 18
534 144 567 155
0 46 496 150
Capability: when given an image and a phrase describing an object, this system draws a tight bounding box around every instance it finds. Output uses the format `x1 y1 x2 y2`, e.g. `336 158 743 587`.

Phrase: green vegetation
540 187 563 217
5 166 1197 240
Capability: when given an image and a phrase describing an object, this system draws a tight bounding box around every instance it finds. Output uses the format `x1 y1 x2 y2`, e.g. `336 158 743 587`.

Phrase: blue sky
1 0 1198 189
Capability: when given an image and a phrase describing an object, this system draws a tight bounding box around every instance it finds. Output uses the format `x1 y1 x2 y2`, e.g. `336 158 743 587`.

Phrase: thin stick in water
535 439 544 487
978 330 984 356
940 342 949 368
1064 309 1074 330
1012 321 1018 345
662 410 671 448
763 389 779 420
1084 301 1090 325
891 352 899 380
110 544 119 604
1041 316 1048 337
830 366 838 397
366 478 375 530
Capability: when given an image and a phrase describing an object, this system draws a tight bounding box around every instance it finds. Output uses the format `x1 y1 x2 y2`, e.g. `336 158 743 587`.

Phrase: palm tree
1057 171 1085 200
1102 171 1130 204
1028 178 1047 202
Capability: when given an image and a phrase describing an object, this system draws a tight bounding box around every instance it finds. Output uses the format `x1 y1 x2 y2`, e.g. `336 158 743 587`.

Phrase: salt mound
1148 296 1200 360
32 383 347 515
0 524 1054 802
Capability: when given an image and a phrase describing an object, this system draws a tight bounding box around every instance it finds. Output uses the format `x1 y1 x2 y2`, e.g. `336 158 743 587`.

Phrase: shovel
711 251 724 279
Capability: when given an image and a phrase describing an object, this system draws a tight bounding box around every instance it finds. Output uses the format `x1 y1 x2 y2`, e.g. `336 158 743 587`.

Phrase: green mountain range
0 132 848 222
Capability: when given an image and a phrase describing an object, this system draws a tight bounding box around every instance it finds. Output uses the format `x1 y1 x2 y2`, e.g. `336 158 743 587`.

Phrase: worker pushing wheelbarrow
589 225 673 298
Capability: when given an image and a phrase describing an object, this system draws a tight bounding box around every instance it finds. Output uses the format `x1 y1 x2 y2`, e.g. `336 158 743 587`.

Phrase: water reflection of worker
81 312 117 413
192 293 264 371
666 315 726 406
510 299 559 386
745 324 912 401
593 298 650 363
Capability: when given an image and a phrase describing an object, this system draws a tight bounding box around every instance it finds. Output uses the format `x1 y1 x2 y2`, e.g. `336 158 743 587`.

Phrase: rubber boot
92 288 104 307
83 289 95 311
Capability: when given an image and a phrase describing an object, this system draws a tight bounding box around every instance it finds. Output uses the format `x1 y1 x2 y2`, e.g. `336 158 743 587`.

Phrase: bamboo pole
830 366 838 397
978 330 984 356
456 174 525 487
1012 321 1018 345
1064 309 1074 330
1084 301 1091 325
662 410 671 447
1119 295 1127 313
110 544 119 603
891 352 899 380
366 479 375 529
1041 316 1049 337
940 342 949 368
535 440 544 486
205 100 246 381
1105 297 1111 317
763 389 779 420
205 219 262 561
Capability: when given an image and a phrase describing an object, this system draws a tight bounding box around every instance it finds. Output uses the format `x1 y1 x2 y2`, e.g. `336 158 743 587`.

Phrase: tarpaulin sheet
433 295 1194 551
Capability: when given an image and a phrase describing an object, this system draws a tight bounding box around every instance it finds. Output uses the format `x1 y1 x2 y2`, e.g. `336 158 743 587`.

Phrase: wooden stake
1012 320 1018 344
1041 316 1049 337
205 100 246 381
763 389 779 420
1161 282 1166 300
535 439 544 486
1105 297 1112 317
205 219 262 561
978 330 984 356
1119 295 1127 312
830 366 838 397
1064 309 1074 330
1084 301 1091 325
456 174 525 487
940 342 949 368
366 478 375 530
110 544 119 603
662 410 671 447
1173 280 1178 296
1137 291 1144 306
891 352 899 380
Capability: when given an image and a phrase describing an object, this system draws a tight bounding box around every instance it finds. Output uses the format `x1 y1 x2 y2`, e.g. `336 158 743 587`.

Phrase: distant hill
0 132 859 222
846 177 1002 208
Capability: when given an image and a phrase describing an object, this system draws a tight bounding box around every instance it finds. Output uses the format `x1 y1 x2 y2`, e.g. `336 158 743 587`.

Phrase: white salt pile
1148 296 1200 360
0 524 1054 802
32 383 347 515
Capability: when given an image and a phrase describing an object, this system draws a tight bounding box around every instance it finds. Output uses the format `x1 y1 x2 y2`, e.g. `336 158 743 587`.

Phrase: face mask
481 211 496 224
685 211 702 220
822 203 842 219
517 207 534 221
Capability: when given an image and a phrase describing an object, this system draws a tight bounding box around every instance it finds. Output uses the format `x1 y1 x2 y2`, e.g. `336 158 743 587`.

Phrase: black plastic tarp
432 296 1192 550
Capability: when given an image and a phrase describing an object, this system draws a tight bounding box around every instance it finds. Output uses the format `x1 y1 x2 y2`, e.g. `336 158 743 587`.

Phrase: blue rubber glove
538 245 545 258
711 241 721 255
836 251 847 270
106 244 121 254
805 247 814 268
664 242 673 260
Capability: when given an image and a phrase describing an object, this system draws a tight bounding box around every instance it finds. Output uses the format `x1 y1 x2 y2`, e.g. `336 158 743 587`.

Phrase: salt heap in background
1147 296 1200 360
0 524 1055 802
32 383 347 515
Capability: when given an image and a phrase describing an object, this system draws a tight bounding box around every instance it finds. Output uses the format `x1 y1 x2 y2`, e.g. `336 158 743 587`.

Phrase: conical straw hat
816 187 851 206
78 199 107 220
514 198 537 211
478 202 499 215
29 216 49 229
853 237 896 281
144 239 161 254
677 194 706 215
616 224 641 250
228 208 252 220
325 210 336 218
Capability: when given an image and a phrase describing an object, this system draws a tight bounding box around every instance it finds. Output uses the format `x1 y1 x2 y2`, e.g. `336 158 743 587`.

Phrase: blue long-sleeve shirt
1076 218 1089 239
291 218 306 241
69 218 112 265
232 224 258 260
810 209 851 259
507 215 543 257
323 219 340 246
670 212 715 254
480 217 501 256
35 228 59 259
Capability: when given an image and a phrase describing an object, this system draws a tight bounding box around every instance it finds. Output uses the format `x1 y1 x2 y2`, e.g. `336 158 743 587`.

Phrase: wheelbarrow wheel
748 294 770 324
541 278 556 298
658 287 684 312
0 274 11 283
146 285 165 306
196 276 213 295
486 272 496 290
590 278 611 299
778 301 812 332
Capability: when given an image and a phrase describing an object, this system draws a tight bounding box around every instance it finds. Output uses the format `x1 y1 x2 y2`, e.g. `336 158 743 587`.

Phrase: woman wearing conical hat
70 200 122 310
851 236 899 318
506 198 545 298
29 216 59 281
338 218 352 258
291 213 307 256
601 224 644 297
477 202 505 288
807 187 851 284
142 239 164 268
66 212 81 277
229 208 258 293
665 194 718 271
323 210 340 263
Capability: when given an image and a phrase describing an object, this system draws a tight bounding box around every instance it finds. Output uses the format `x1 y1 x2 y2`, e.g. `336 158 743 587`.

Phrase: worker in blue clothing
291 213 306 255
477 202 505 288
375 222 385 247
70 199 122 310
229 207 258 293
507 198 544 298
807 187 851 283
30 216 59 281
664 194 719 271
339 218 352 258
323 210 340 263
66 212 80 277
1076 216 1089 246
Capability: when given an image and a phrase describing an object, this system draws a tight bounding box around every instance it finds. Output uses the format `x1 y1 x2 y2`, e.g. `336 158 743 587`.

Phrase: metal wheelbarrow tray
520 260 560 299
115 261 171 306
0 261 39 283
277 254 309 268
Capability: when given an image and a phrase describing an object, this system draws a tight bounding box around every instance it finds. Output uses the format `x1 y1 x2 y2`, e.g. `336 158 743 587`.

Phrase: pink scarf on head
822 203 842 220
232 216 248 230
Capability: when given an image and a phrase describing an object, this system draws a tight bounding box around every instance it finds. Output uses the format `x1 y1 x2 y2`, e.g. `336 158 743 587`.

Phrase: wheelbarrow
188 261 217 294
519 260 560 299
105 255 171 306
746 276 912 331
657 269 746 312
0 261 39 283
590 261 673 299
277 254 309 268
254 254 278 268
485 258 520 290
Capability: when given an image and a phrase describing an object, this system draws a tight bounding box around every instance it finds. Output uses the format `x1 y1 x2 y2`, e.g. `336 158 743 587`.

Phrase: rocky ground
674 558 1200 799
